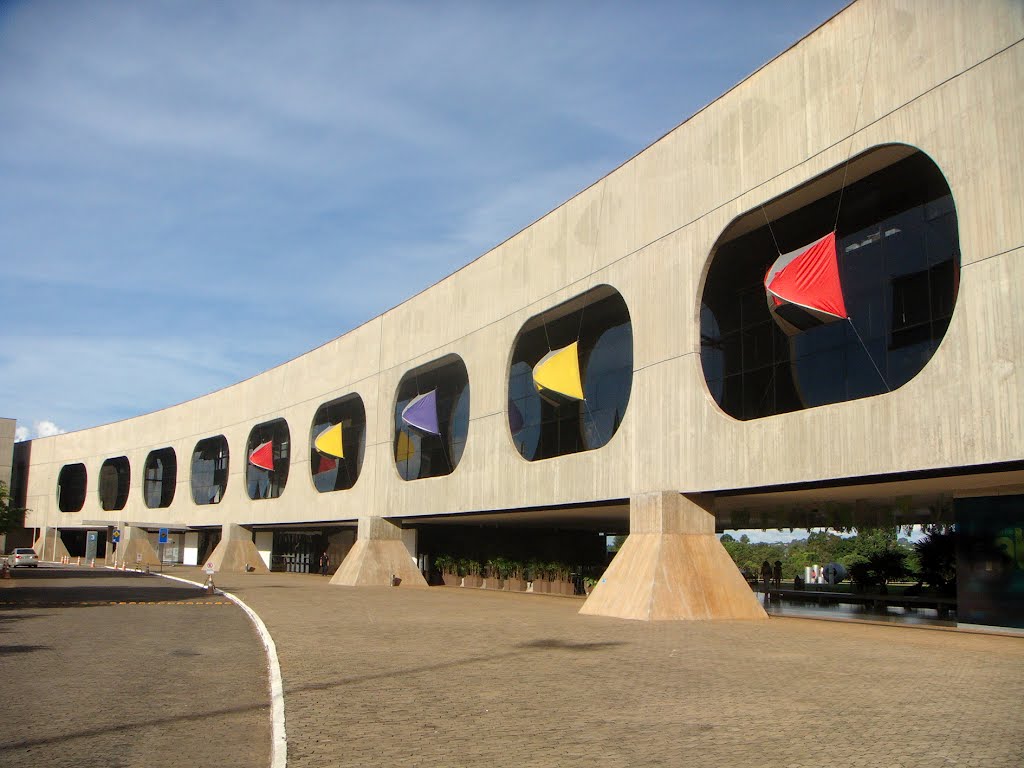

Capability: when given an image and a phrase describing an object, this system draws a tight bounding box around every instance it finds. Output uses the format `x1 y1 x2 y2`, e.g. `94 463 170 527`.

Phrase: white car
9 548 39 567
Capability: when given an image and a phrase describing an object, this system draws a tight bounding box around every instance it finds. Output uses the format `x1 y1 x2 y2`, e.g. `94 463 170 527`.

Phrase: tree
0 481 27 535
914 529 957 595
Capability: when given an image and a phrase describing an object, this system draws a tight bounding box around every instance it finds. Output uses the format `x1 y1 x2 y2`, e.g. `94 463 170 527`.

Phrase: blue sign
112 529 121 543
158 528 169 544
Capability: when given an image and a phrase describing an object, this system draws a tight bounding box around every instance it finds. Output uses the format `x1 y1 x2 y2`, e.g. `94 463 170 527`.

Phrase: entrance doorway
273 532 322 573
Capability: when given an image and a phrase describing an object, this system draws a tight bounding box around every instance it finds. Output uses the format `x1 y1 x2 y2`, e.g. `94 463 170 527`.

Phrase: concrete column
33 527 69 563
204 524 269 574
116 526 160 567
579 492 767 621
330 517 428 588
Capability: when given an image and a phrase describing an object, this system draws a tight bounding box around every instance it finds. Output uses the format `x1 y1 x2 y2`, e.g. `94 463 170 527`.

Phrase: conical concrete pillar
33 527 69 563
117 526 160 567
205 524 269 573
331 517 427 588
580 492 766 621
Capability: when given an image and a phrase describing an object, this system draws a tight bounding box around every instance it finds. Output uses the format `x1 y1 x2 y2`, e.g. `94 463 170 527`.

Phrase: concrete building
14 1 1024 628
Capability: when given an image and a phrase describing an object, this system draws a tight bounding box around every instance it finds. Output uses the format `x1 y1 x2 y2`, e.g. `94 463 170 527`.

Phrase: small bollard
205 576 216 595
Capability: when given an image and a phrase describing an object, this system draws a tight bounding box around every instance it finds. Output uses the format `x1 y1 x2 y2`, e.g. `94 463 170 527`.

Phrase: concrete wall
21 0 1024 533
0 417 13 492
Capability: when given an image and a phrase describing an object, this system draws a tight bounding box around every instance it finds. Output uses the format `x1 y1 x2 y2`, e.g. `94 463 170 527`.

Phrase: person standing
760 560 772 593
319 551 330 576
772 560 783 590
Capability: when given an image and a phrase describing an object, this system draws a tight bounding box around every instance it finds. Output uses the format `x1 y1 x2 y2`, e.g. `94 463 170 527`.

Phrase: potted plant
502 558 526 592
459 558 482 588
551 561 574 596
527 559 549 593
434 554 460 587
483 557 505 590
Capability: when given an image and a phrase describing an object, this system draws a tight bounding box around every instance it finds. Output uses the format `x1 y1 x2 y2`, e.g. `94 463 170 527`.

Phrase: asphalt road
0 565 271 768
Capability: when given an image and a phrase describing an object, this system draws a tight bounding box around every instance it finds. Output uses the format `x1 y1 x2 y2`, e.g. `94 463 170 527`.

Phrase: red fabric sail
316 455 338 474
249 440 275 471
765 231 848 333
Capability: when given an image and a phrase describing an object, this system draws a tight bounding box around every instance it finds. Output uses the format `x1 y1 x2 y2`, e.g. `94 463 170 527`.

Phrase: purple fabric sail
402 390 440 435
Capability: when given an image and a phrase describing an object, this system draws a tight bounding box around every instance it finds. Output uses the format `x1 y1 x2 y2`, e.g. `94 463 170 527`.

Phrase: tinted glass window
98 457 130 511
246 419 290 500
310 395 366 492
701 148 959 420
191 436 229 505
509 287 632 461
394 356 469 481
57 463 87 513
144 448 177 508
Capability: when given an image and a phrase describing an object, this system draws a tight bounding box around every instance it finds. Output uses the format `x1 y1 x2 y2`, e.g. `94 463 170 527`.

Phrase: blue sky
0 0 848 440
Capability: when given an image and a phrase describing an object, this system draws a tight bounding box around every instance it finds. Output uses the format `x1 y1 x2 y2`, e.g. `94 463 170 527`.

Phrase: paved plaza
0 566 270 768
2 566 1023 768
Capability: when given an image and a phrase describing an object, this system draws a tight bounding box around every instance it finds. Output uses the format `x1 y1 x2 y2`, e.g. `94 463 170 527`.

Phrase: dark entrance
272 532 323 573
59 529 108 559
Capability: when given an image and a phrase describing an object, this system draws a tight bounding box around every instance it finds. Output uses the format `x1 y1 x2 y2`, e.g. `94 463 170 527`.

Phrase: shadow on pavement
518 638 626 652
1 569 210 607
0 644 52 656
0 634 628 752
9 567 149 581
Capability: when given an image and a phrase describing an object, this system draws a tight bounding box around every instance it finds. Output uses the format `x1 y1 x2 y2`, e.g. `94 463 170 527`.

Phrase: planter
462 574 482 588
504 577 526 592
532 579 550 594
442 572 461 587
553 579 575 596
482 577 504 590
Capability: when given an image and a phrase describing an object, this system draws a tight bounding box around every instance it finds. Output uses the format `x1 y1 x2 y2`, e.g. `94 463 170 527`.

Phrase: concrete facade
13 2 1024 615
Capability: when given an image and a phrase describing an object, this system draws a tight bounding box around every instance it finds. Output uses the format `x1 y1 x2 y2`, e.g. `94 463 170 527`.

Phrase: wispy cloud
0 0 848 433
15 420 66 442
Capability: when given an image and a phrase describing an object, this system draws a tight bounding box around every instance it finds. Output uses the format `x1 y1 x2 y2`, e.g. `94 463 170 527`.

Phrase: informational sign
111 528 121 543
158 528 169 545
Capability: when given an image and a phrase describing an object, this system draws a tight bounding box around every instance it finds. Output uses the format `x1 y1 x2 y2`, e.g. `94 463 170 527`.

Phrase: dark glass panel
310 395 365 493
394 356 470 481
191 435 229 505
57 463 87 513
143 448 177 509
98 457 130 511
701 147 960 419
246 419 290 500
508 287 632 461
956 496 1024 629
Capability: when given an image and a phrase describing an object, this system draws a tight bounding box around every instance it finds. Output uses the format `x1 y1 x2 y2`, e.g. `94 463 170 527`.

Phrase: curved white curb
145 571 288 768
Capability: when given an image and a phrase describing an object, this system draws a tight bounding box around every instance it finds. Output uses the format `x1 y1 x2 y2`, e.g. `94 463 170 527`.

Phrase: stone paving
4 565 1023 768
0 566 271 768
198 568 1023 768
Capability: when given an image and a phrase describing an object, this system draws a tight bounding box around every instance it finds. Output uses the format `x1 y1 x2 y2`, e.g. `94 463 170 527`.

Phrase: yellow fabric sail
314 423 345 459
395 430 416 463
533 341 584 402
